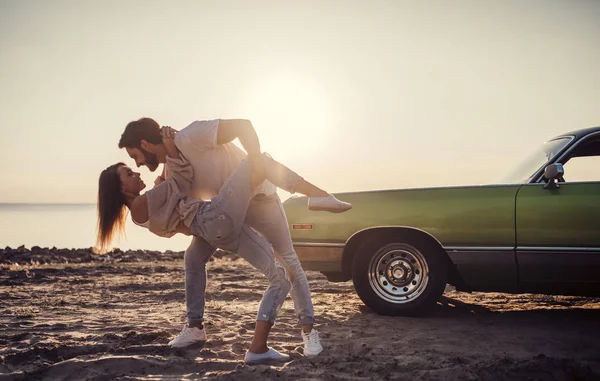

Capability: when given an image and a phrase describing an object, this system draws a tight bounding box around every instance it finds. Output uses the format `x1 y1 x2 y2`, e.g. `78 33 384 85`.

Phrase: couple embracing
96 118 351 364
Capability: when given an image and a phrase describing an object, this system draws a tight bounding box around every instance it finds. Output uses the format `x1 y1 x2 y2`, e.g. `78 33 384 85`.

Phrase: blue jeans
187 156 314 325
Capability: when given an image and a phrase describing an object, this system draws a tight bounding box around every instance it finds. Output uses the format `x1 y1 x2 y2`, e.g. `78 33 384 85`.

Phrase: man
118 117 351 358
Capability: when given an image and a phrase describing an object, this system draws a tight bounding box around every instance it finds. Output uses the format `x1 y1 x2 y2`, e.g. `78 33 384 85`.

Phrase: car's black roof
555 126 600 140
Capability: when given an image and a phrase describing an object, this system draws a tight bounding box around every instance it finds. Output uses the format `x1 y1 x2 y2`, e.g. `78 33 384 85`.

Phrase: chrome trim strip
293 242 345 248
443 246 600 252
327 183 523 196
533 131 600 183
517 246 600 252
347 226 445 249
444 246 514 251
294 244 600 252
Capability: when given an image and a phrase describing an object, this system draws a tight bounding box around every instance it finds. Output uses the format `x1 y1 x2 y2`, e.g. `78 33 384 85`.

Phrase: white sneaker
244 347 290 364
301 329 324 357
168 324 207 348
308 194 352 213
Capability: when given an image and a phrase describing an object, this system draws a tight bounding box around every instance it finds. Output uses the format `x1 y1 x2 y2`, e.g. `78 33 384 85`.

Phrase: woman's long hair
95 162 128 253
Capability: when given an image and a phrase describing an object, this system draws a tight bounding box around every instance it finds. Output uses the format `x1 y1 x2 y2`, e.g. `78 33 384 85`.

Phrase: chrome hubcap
368 244 429 304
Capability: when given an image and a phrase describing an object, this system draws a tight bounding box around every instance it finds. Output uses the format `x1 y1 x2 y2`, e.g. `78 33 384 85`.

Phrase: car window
500 137 572 183
562 135 600 183
563 156 600 183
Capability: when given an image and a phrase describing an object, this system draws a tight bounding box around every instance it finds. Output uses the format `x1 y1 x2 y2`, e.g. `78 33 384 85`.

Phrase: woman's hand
160 126 180 158
160 126 177 139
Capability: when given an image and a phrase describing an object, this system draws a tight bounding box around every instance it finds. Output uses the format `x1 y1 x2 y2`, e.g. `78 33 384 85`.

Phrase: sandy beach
1 246 599 381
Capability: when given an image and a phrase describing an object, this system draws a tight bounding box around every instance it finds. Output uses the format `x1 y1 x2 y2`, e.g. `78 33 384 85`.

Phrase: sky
1 0 599 203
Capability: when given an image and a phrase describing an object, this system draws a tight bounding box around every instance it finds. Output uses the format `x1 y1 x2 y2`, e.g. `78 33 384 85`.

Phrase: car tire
352 235 448 316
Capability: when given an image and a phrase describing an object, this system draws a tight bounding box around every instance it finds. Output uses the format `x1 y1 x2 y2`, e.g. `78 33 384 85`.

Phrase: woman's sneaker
244 348 290 364
301 329 324 357
308 194 352 213
168 324 207 348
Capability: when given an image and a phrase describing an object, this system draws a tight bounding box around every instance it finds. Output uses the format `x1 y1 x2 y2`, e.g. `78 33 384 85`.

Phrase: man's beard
143 149 159 172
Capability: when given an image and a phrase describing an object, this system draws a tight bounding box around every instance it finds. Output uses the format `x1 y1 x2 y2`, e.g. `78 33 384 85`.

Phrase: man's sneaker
308 194 352 213
168 324 207 348
244 347 290 364
301 329 324 357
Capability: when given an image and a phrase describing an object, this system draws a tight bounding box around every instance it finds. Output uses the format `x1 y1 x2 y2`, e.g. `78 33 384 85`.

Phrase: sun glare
240 71 336 159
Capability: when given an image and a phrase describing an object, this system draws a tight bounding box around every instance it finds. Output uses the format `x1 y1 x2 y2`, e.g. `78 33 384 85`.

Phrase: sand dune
1 247 599 380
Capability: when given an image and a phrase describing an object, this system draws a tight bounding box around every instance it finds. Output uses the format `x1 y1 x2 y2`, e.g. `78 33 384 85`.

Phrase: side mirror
543 163 564 190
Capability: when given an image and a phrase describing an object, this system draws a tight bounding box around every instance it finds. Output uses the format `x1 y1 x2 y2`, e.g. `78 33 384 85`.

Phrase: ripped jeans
188 158 293 324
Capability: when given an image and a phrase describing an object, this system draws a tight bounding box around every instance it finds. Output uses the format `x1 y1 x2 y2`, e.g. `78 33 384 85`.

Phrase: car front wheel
352 236 448 315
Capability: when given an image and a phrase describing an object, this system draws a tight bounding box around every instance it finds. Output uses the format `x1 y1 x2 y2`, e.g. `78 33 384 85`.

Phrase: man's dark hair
118 117 162 149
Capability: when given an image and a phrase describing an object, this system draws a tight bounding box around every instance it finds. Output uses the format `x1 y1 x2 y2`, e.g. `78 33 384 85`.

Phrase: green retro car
283 127 600 315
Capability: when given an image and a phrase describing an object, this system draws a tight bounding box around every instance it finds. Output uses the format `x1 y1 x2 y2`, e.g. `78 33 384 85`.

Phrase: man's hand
153 165 167 187
174 221 192 235
154 175 165 186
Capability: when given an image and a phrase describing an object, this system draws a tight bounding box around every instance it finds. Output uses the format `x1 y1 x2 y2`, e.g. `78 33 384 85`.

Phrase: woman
96 127 351 363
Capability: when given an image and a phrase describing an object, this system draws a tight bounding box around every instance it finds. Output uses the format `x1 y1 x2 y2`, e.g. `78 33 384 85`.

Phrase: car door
515 132 600 291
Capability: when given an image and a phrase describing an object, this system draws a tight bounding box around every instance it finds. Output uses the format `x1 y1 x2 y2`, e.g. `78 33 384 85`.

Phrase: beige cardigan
144 154 202 238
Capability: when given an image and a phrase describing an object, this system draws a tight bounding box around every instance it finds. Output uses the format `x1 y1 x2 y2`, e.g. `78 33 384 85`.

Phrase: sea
0 203 192 252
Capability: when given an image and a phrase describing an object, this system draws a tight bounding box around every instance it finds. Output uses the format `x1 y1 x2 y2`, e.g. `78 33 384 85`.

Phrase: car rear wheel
352 236 447 315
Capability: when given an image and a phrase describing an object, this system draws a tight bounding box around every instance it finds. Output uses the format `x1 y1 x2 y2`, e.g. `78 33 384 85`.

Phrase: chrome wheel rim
368 243 429 304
